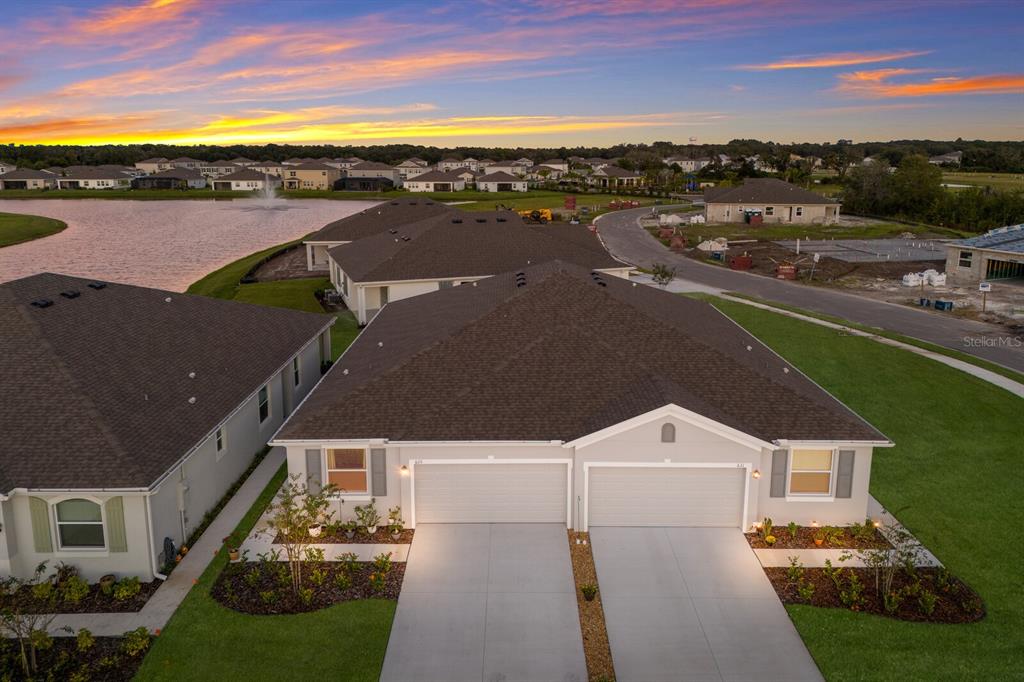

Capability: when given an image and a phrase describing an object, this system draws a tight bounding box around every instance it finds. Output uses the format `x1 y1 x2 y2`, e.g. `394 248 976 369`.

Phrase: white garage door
588 466 745 527
414 462 568 523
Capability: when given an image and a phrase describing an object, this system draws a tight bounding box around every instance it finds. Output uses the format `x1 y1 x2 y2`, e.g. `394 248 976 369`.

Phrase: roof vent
59 290 80 299
377 341 384 348
188 371 196 379
30 298 54 308
389 229 398 234
401 236 411 241
451 218 463 224
342 368 349 375
188 396 196 404
87 281 106 290
164 297 172 303
496 217 507 223
409 201 417 205
390 201 399 205
475 218 486 223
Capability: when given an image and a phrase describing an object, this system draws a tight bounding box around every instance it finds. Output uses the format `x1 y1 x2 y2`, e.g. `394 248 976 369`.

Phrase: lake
0 198 378 291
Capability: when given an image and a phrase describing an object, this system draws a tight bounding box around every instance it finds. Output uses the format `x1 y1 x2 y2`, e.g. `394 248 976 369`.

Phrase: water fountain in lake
239 172 304 211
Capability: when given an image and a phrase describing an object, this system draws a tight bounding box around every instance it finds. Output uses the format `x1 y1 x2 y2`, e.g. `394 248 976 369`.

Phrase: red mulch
765 566 985 624
0 580 160 615
746 525 891 550
211 561 405 615
272 528 414 544
0 636 150 681
567 531 615 682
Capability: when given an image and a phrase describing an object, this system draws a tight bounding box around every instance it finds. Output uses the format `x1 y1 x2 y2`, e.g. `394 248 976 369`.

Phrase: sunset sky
1 0 1021 147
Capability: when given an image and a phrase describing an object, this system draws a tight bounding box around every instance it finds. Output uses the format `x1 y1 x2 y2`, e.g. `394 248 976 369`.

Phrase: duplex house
396 158 430 179
588 165 645 189
170 157 203 170
212 168 282 192
131 168 208 190
326 211 633 324
477 171 527 192
135 158 172 174
56 168 131 190
303 198 453 271
346 161 403 188
282 163 342 191
198 161 241 179
0 273 332 581
0 169 57 190
404 170 466 192
273 262 890 531
704 178 840 225
667 157 712 173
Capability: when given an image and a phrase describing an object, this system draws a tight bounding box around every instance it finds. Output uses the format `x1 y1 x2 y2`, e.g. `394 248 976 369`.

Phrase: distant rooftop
954 224 1024 254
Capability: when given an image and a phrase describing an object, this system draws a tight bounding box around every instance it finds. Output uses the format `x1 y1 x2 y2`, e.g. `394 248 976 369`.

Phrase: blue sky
0 0 1021 146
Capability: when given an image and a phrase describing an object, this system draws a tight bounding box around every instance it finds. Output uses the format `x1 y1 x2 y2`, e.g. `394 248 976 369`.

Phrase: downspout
144 494 168 581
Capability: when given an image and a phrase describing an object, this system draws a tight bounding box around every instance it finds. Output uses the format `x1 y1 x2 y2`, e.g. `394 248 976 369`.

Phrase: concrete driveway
381 523 586 682
591 527 822 682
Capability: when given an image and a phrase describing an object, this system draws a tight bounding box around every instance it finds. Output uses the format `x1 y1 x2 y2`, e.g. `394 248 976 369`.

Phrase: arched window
55 499 104 549
661 423 676 443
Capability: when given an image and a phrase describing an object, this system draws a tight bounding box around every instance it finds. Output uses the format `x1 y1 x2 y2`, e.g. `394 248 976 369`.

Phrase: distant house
540 159 568 173
449 167 480 187
131 168 208 190
928 151 963 166
944 224 1024 284
437 158 466 172
0 169 56 190
198 161 240 179
229 157 256 166
170 157 203 170
0 162 15 175
281 163 342 191
588 165 645 189
212 168 283 192
404 170 466 192
302 198 453 270
326 211 632 324
346 161 403 188
334 176 395 192
482 161 528 176
528 165 565 181
56 168 131 190
477 171 527 192
248 161 286 177
0 273 332 581
666 157 711 173
703 178 840 225
516 157 534 167
329 157 363 170
396 158 430 179
135 158 172 174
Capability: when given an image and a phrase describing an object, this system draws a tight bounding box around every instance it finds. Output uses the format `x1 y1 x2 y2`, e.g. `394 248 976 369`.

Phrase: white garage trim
582 462 750 532
409 458 573 528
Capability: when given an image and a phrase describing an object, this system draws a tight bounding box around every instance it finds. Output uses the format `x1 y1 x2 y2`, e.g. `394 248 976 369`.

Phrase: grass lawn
686 219 966 242
135 464 396 681
942 171 1024 192
708 298 1023 681
0 211 67 247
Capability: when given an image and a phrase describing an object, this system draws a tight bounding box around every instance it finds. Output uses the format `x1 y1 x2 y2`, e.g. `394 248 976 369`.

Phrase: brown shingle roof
477 171 521 182
307 199 454 243
218 168 274 181
704 178 838 205
595 165 640 178
407 170 464 182
276 262 887 444
0 168 54 180
0 274 332 491
349 161 396 171
327 211 627 282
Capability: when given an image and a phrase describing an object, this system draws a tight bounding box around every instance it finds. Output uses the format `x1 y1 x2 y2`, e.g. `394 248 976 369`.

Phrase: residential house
0 273 332 581
198 161 240 179
56 168 131 190
449 167 480 188
211 168 283 192
281 163 342 191
929 151 963 166
516 157 534 166
396 158 430 180
0 169 56 190
170 157 203 170
527 165 566 181
477 171 527 192
282 157 316 166
346 161 403 188
540 159 569 173
0 162 15 175
248 161 286 177
135 158 172 174
944 224 1024 284
329 157 363 170
703 178 840 225
302 198 453 270
404 170 466 193
131 168 208 190
583 157 612 170
273 261 890 532
588 165 645 189
482 160 528 177
326 211 632 324
438 158 466 172
229 157 257 166
667 157 712 173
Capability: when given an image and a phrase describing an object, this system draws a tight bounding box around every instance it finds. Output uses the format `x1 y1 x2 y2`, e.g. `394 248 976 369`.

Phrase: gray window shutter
305 449 322 494
29 496 53 553
371 449 387 496
836 450 855 499
770 450 788 498
105 496 128 552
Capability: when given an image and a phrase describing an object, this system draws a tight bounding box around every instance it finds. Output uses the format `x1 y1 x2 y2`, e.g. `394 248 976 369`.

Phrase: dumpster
934 300 954 311
730 254 753 271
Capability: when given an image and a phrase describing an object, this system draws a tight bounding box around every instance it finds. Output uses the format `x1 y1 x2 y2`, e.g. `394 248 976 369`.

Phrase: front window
326 449 368 493
293 357 301 386
258 385 270 423
789 449 834 496
795 206 803 217
56 499 104 548
765 206 774 216
958 251 973 268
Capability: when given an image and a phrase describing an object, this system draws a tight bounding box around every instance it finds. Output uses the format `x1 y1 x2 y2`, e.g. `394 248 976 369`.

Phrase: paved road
597 206 1024 372
381 524 586 682
591 527 822 682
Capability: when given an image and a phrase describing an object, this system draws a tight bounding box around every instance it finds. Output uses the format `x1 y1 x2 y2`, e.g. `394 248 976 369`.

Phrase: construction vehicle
519 208 552 224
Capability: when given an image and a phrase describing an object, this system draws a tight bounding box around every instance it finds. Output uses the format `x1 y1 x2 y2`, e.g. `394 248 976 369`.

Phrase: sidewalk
41 448 286 636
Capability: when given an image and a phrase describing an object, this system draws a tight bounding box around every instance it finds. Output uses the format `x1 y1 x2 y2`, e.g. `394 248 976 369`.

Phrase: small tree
848 517 925 598
261 475 336 595
651 262 676 287
0 562 70 677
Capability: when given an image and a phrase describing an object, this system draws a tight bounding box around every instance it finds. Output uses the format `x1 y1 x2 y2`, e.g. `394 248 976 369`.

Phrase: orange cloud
836 70 1024 97
739 50 930 71
61 0 203 38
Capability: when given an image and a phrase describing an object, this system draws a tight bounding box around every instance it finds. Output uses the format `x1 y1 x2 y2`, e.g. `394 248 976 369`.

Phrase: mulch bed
567 531 615 682
273 528 414 544
0 635 150 682
0 580 160 614
746 525 891 550
211 560 405 615
765 566 985 624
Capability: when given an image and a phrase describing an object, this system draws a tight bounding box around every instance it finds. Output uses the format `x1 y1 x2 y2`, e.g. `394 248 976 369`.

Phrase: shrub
31 581 54 603
309 567 327 587
368 572 386 593
299 587 314 605
918 590 937 615
373 552 393 574
580 584 598 601
335 571 352 591
337 552 359 574
120 627 150 657
259 590 278 604
786 556 804 583
76 628 95 652
29 628 53 653
884 590 903 614
787 521 799 540
823 559 843 590
244 567 261 588
112 577 141 601
61 575 90 605
839 572 866 611
354 500 381 531
760 517 774 539
797 579 815 602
